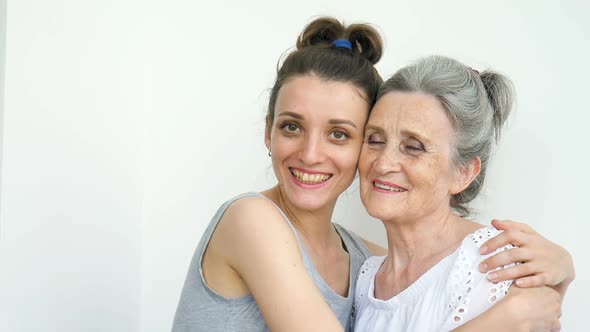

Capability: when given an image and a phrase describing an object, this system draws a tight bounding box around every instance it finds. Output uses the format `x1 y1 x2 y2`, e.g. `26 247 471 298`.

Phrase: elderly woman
353 55 572 331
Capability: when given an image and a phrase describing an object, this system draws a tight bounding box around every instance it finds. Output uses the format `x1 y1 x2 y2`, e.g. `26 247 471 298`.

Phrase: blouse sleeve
440 227 516 331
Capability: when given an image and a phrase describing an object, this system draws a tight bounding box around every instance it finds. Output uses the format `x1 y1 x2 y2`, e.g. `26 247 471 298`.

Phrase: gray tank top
172 192 372 332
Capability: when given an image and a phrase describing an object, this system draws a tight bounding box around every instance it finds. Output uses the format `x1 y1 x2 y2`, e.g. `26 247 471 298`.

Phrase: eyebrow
365 124 430 142
365 124 384 132
400 129 429 142
329 119 357 129
277 112 358 129
276 111 303 120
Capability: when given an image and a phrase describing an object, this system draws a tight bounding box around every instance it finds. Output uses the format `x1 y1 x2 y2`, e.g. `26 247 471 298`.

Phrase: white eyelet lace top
353 227 515 332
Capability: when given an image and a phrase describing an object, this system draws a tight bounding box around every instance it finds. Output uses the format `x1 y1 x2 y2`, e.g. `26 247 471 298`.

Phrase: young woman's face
266 74 369 212
358 91 464 222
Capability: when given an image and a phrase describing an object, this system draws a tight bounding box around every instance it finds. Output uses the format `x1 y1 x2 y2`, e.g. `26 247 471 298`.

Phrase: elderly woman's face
358 91 464 222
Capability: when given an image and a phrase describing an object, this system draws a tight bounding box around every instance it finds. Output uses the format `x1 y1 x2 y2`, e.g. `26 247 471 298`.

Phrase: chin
362 197 401 222
362 199 382 218
367 208 397 222
294 198 332 213
283 188 333 211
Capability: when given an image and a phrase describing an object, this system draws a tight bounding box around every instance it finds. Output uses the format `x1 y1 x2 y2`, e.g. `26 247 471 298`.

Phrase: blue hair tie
332 39 352 50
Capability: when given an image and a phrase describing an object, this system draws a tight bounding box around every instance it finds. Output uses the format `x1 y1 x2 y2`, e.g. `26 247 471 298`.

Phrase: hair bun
296 17 383 65
479 70 515 140
348 24 383 64
297 17 342 49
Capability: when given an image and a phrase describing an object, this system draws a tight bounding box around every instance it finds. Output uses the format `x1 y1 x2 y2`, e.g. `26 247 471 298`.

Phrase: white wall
0 1 144 331
0 0 588 331
0 0 5 212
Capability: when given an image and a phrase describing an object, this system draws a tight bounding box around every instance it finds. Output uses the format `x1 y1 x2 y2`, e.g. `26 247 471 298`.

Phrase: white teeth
291 169 331 184
374 182 405 192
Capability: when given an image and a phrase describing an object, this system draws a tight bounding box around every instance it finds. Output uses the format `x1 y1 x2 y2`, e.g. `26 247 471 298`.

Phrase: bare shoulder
360 237 387 256
212 196 343 331
213 195 301 265
219 195 290 235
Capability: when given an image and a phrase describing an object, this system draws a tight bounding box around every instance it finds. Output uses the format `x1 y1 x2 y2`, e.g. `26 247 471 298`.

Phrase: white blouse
353 227 514 332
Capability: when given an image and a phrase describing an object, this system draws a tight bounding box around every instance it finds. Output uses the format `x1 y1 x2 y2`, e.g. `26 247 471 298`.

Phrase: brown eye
281 122 300 133
330 130 349 141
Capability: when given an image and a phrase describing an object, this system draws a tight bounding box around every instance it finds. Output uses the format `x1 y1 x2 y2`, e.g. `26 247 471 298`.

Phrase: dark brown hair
266 17 384 125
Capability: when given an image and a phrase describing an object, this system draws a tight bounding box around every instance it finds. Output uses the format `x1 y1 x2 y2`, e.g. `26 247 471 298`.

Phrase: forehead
369 91 455 136
275 75 370 121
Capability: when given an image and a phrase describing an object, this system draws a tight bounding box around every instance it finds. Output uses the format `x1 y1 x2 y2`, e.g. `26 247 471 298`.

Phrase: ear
450 156 481 195
265 116 272 150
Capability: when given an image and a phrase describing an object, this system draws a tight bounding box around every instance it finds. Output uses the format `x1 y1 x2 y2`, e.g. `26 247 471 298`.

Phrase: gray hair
378 55 515 216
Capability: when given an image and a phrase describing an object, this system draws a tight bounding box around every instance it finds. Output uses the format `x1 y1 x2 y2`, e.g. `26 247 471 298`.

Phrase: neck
374 204 483 300
263 185 338 248
382 206 466 269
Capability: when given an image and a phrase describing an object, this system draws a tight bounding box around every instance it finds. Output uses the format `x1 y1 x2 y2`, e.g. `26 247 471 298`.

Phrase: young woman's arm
450 286 562 332
208 196 343 332
479 219 575 297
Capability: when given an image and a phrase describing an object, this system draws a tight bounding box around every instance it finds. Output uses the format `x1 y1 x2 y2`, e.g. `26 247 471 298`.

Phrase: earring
268 149 272 157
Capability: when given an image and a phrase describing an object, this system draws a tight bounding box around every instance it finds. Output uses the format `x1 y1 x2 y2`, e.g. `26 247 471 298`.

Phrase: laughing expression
359 91 465 223
266 74 370 212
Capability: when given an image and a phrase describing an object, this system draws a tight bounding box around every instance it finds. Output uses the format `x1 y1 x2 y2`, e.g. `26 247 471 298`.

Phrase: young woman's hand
505 286 562 331
478 219 574 296
450 286 562 332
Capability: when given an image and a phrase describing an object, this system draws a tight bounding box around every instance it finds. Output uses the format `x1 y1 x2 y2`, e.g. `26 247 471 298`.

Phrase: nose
372 147 402 175
299 133 325 165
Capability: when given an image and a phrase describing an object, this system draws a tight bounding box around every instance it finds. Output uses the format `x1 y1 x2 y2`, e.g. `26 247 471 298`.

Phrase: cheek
338 142 363 169
271 134 297 155
357 146 371 175
411 158 452 192
339 153 360 177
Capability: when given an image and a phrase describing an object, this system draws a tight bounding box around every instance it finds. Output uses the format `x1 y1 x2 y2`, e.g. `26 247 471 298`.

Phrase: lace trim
354 256 383 310
447 227 515 324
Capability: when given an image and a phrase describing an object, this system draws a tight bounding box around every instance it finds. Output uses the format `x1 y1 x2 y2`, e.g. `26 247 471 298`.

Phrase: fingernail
515 279 523 286
479 263 488 272
487 273 498 281
479 246 488 254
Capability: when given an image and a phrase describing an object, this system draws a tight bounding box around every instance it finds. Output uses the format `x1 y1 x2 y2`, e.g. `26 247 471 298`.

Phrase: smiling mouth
290 168 333 185
373 181 407 192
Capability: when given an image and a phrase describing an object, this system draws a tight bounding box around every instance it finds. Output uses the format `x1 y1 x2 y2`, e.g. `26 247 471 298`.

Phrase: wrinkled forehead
368 91 456 138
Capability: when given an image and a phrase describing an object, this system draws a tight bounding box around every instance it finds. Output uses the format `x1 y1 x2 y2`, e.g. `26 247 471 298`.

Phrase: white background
0 1 588 331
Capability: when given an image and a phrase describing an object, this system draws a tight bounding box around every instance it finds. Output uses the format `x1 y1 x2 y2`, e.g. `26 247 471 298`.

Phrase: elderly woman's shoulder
446 226 515 299
443 227 515 328
457 226 514 261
